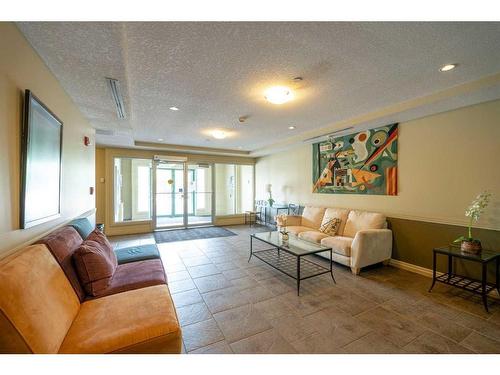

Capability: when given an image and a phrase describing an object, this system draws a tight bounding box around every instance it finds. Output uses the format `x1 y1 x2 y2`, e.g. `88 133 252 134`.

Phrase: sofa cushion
36 226 86 301
287 226 312 236
0 245 80 353
343 210 386 238
87 259 167 299
298 230 330 244
320 236 354 257
301 206 326 230
74 239 118 297
68 217 94 239
115 244 160 265
59 285 181 354
0 310 32 353
321 208 350 236
87 229 118 269
319 217 341 236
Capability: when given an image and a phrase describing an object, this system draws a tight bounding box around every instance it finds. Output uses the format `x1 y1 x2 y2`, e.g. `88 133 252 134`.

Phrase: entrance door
187 163 214 226
153 159 214 229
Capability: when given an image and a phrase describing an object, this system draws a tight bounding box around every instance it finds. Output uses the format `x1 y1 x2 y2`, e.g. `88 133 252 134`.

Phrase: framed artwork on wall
312 123 398 195
20 90 63 229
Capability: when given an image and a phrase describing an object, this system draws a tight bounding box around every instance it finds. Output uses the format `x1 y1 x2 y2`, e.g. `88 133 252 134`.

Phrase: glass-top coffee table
249 231 335 295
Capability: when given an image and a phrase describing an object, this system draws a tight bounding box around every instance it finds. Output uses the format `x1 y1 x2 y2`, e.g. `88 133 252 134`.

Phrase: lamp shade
265 184 272 193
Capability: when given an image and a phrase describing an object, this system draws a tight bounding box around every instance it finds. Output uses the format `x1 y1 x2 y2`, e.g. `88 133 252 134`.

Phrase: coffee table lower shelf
250 248 335 295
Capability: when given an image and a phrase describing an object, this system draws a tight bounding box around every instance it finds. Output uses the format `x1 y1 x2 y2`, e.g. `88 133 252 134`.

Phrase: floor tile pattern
109 226 500 354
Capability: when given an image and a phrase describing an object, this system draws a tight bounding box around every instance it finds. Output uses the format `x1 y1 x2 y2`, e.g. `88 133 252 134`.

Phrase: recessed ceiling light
288 126 296 130
169 106 179 111
157 138 164 141
264 86 294 105
211 130 227 139
439 64 457 72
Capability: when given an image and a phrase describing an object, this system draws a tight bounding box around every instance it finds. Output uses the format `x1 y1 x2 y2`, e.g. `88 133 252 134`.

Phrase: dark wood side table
244 211 257 227
429 245 500 312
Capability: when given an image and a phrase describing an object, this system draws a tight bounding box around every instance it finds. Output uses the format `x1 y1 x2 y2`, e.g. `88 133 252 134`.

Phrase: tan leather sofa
278 206 392 275
0 244 182 354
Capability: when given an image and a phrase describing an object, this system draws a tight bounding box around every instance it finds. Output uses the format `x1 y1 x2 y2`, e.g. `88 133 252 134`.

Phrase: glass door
153 160 214 229
187 163 214 226
154 161 185 228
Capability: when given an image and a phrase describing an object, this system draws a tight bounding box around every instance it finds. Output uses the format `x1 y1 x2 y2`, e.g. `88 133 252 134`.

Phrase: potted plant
268 194 275 207
266 184 275 207
454 191 491 254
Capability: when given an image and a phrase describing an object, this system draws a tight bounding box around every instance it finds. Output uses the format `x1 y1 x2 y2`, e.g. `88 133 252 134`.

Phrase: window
215 164 254 215
114 157 152 222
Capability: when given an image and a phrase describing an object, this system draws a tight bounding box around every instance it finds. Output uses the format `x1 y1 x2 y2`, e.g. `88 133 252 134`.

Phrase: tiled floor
109 225 500 354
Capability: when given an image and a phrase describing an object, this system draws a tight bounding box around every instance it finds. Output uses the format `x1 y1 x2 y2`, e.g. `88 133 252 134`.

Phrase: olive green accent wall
389 217 500 282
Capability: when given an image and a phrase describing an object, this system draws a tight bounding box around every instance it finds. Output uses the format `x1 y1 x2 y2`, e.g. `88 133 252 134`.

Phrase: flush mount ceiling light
169 106 179 111
157 138 164 141
439 64 458 72
288 126 296 130
211 130 228 139
264 86 294 104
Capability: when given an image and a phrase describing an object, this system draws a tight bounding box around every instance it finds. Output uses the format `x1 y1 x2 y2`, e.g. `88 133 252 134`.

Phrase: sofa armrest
351 229 393 269
275 215 302 227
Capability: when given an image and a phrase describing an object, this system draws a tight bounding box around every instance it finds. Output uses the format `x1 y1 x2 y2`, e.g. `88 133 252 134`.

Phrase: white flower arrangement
276 214 288 232
454 191 491 243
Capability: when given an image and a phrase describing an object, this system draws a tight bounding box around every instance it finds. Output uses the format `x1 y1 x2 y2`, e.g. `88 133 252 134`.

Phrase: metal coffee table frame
249 232 336 295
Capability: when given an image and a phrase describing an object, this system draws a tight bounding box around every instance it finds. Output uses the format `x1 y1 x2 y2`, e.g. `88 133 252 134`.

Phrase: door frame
152 157 214 230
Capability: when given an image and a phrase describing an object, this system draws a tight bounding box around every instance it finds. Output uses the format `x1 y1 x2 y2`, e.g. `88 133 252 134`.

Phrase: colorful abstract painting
312 124 398 195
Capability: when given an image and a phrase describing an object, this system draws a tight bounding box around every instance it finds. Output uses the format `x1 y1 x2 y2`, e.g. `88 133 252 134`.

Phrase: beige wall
256 99 500 231
0 23 95 258
95 148 106 224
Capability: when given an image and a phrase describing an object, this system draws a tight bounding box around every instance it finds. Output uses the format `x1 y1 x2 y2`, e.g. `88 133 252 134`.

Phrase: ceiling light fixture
264 86 293 105
288 126 296 130
439 64 457 72
157 138 164 141
169 106 179 111
211 130 227 139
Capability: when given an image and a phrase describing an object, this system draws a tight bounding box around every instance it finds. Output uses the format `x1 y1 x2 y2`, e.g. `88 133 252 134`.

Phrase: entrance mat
154 226 237 243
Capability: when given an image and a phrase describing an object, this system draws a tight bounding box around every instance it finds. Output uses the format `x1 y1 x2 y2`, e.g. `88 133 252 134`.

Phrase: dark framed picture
20 90 63 229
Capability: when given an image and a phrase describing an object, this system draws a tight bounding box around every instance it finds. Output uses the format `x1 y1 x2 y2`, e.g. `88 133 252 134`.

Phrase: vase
281 231 289 246
460 240 482 255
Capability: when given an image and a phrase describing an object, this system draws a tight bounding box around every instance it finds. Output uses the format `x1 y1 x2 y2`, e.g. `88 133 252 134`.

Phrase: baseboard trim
388 258 500 299
389 258 433 278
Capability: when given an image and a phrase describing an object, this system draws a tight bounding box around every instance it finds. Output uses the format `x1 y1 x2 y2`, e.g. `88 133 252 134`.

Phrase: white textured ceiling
17 22 500 154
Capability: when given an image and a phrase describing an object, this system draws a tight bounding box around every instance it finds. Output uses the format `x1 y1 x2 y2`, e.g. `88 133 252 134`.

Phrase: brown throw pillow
73 238 118 297
87 229 118 269
319 218 341 236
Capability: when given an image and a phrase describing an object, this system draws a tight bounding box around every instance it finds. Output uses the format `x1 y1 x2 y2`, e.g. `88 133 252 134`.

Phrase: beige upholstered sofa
278 206 392 275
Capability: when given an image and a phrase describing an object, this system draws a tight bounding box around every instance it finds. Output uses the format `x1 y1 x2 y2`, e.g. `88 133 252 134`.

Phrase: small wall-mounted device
84 136 92 146
89 187 94 195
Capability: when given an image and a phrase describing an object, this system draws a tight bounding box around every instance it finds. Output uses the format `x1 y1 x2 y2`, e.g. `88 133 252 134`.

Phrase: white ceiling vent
106 77 126 119
95 128 115 136
303 126 355 143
